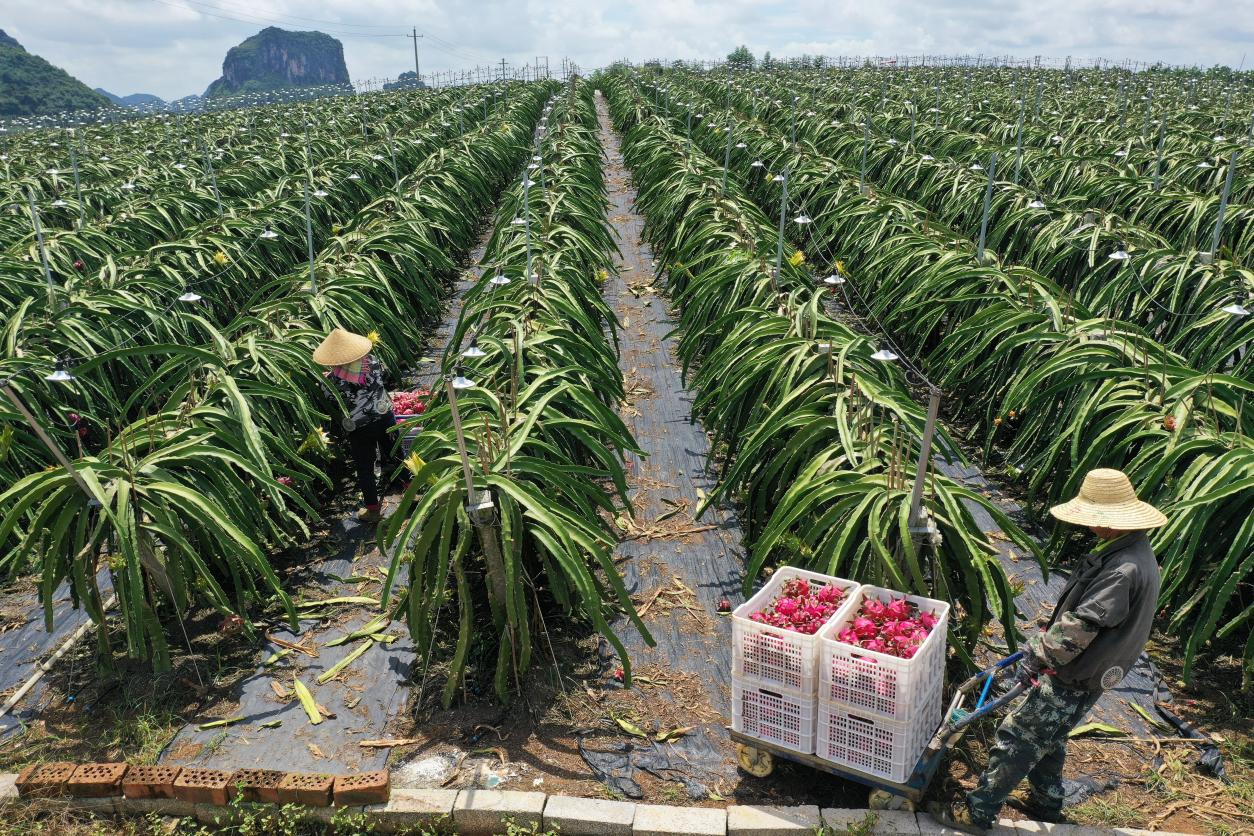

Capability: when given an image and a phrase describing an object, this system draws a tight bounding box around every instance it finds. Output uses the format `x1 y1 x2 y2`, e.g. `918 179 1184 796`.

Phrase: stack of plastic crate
813 585 950 783
730 568 859 755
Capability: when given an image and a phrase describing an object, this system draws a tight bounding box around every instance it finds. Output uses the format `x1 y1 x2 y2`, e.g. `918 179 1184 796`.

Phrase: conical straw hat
1049 468 1166 530
312 328 372 367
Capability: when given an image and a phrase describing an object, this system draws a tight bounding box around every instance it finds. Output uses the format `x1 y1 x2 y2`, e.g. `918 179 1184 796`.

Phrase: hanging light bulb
750 159 764 168
1027 198 1047 210
371 153 385 161
451 369 475 390
772 174 785 182
1222 301 1250 316
921 153 934 161
51 199 67 207
1197 160 1214 169
121 182 135 191
511 216 525 226
259 226 279 240
823 272 846 285
462 343 487 358
1113 149 1128 157
178 289 202 303
969 162 984 171
793 214 812 224
735 142 747 149
45 360 75 383
312 188 329 198
490 271 511 286
174 163 187 170
46 168 59 175
348 172 361 181
1108 245 1131 261
870 347 899 362
527 163 539 170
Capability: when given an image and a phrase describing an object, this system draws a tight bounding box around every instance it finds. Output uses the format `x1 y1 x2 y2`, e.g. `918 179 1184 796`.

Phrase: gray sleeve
1071 564 1137 629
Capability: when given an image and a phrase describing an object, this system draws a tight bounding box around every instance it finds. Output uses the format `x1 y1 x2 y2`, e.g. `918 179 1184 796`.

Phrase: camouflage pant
966 675 1102 828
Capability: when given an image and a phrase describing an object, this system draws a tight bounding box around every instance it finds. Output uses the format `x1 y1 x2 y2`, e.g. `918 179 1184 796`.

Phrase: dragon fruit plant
836 597 939 660
748 577 847 635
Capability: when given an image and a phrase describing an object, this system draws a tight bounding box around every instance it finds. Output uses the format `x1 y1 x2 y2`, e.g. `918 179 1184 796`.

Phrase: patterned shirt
328 353 392 431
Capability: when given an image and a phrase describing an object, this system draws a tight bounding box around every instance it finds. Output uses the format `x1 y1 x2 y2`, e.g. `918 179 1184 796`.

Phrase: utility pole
407 29 423 87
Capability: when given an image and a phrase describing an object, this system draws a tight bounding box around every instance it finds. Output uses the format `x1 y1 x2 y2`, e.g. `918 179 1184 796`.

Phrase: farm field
0 60 1250 835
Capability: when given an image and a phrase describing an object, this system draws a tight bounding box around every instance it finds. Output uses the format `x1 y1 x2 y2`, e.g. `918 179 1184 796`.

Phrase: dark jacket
328 354 393 432
1033 531 1161 692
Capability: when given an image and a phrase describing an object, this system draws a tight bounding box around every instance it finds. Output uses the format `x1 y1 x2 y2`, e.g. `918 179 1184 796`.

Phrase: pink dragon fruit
885 598 911 621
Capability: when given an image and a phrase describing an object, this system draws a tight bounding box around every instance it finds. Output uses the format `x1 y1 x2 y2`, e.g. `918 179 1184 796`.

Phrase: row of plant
0 84 552 668
626 69 1254 682
377 80 655 704
601 74 1040 662
706 76 1254 375
0 86 500 318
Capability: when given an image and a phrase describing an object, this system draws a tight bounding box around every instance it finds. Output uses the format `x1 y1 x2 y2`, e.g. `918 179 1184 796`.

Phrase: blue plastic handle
976 652 1024 711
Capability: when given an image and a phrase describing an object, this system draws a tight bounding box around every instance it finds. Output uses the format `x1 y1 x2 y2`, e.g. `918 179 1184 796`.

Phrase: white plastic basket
731 677 816 755
817 585 949 723
816 694 940 783
732 567 860 694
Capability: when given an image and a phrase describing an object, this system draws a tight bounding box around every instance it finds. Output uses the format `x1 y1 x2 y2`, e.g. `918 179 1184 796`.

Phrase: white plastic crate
816 694 940 783
732 567 859 693
817 585 950 722
732 677 817 755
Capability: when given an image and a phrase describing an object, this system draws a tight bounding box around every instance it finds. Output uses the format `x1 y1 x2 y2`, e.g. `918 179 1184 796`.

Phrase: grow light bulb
1197 160 1213 169
312 189 329 198
523 179 536 187
823 272 846 286
372 154 385 161
793 214 812 224
886 138 898 146
1027 199 1047 210
1213 135 1225 142
174 163 187 170
1113 150 1128 157
1222 302 1250 316
462 344 486 358
772 174 785 182
870 347 899 362
532 155 541 162
969 163 984 172
511 217 525 226
921 154 934 161
451 372 475 390
735 142 747 149
527 163 539 170
1108 247 1131 261
750 160 764 168
51 199 67 207
490 271 511 286
121 182 135 191
178 290 202 303
348 173 361 181
45 361 74 383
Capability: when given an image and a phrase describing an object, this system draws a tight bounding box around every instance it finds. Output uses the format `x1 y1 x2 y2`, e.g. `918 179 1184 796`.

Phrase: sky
4 0 1252 101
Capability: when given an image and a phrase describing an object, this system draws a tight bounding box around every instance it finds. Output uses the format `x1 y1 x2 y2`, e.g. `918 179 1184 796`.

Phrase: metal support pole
721 113 734 196
1013 108 1024 184
774 171 789 283
446 378 507 612
387 131 401 196
977 152 999 263
523 174 535 285
859 115 870 194
1152 118 1167 192
26 189 59 311
302 179 318 295
202 141 223 215
1208 150 1239 258
69 144 85 230
1142 89 1153 142
907 388 942 532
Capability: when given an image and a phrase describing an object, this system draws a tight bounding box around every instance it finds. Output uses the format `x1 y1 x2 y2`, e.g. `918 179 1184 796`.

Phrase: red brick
172 768 233 806
68 763 128 798
277 772 334 807
121 764 182 800
229 769 286 804
332 770 390 806
15 762 75 799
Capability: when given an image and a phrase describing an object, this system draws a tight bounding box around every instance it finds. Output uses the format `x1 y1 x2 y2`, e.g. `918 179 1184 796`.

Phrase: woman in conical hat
312 328 401 523
934 469 1165 834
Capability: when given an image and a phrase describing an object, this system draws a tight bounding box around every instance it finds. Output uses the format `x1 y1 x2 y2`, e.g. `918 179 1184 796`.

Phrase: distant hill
204 27 350 98
95 88 165 108
0 29 110 117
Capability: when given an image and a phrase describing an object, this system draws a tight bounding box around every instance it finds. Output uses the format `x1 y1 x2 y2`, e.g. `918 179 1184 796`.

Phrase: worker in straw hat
932 469 1166 834
312 328 402 523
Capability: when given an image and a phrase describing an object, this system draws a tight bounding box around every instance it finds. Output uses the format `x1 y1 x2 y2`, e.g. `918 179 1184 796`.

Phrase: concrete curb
0 774 1197 835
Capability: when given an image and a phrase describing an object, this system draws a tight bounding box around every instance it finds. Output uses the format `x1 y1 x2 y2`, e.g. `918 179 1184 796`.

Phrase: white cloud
3 0 1250 101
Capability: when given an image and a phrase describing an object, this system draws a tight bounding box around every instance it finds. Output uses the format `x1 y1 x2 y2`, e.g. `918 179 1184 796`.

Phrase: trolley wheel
868 789 915 811
735 743 774 777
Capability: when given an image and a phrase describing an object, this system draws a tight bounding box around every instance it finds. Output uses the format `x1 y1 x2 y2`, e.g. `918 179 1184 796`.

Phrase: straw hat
1049 468 1166 530
312 328 372 367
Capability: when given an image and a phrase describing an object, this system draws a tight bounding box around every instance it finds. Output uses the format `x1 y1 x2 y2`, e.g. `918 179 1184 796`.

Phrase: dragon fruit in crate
836 596 937 660
748 577 847 635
